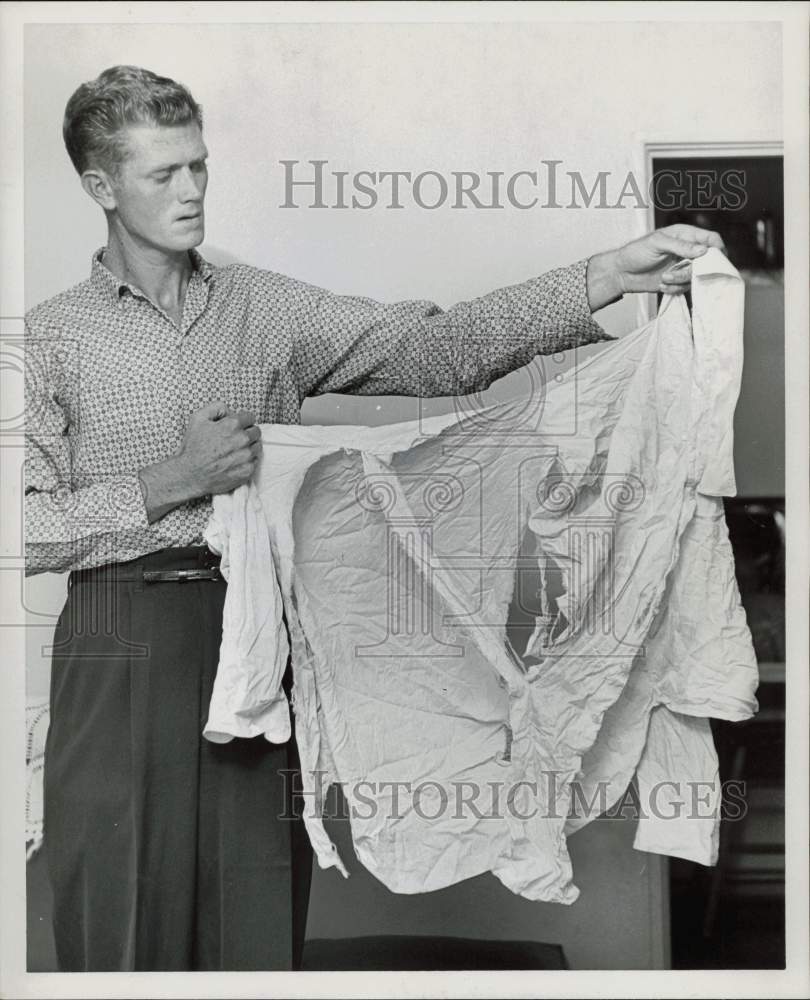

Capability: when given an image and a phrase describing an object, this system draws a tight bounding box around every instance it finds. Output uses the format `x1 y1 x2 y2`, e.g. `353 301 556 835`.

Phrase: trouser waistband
69 546 223 587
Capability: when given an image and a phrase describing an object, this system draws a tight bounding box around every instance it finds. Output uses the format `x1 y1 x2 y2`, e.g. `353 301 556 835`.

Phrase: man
24 65 723 972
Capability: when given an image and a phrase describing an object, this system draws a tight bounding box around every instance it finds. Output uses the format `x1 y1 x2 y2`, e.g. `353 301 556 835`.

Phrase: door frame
633 138 784 323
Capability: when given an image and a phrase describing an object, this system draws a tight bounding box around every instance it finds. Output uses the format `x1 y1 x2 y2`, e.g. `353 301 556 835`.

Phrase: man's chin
170 227 205 252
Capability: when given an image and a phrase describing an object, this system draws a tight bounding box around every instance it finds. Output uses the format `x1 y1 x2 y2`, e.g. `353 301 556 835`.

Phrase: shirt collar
90 246 214 302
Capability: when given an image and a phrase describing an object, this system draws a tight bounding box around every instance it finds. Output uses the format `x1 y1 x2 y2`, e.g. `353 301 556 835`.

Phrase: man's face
107 122 208 253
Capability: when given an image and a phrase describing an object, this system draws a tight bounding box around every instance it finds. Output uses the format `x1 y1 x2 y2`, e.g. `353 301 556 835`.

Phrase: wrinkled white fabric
203 483 291 743
204 248 759 902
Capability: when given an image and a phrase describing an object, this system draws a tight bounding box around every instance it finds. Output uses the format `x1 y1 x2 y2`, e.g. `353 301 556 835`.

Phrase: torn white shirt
204 248 758 903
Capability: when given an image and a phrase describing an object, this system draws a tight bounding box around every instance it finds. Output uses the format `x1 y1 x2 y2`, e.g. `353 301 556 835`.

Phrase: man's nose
177 166 204 202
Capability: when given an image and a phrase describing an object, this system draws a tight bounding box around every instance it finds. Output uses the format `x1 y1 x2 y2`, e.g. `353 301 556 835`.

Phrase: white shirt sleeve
203 481 292 744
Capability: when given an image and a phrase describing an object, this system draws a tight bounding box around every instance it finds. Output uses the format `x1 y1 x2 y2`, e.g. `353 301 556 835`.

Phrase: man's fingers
665 224 725 251
194 403 255 425
656 233 710 260
662 260 691 283
233 409 257 429
234 442 262 464
235 426 262 453
197 400 230 421
660 256 692 293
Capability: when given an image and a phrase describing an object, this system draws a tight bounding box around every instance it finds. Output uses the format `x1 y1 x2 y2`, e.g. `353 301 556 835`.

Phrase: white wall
23 19 782 967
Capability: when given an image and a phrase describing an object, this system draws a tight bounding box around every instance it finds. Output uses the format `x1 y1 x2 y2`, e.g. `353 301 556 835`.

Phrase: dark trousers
43 547 313 972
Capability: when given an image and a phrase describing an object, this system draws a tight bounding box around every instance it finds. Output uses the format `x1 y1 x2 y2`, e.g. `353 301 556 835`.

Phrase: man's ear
80 168 118 212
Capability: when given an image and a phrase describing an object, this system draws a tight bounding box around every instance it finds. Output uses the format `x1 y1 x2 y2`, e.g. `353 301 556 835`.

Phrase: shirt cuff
112 474 152 530
203 692 292 744
566 258 620 346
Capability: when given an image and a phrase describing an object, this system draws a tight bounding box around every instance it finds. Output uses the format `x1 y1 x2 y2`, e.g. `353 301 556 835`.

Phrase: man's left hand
587 224 726 311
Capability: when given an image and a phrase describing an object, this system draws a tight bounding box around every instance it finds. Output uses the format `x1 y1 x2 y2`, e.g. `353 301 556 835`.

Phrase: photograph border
1 3 807 998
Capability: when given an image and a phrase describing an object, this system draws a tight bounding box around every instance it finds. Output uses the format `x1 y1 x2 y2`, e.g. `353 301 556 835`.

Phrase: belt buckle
142 567 222 584
176 568 220 583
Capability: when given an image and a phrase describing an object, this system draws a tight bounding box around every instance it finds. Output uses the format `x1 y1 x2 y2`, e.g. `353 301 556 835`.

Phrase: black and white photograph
1 3 808 998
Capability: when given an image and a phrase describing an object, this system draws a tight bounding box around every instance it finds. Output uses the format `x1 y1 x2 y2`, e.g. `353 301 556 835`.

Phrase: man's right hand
175 401 262 498
137 401 263 524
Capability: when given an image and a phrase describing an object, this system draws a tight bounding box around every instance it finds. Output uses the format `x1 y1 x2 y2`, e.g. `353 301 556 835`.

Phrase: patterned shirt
24 249 613 574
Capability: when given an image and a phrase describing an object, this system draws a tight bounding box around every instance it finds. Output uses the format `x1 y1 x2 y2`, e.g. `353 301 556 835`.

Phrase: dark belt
69 545 224 589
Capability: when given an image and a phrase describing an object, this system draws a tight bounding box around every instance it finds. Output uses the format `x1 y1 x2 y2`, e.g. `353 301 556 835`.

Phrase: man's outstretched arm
286 224 724 401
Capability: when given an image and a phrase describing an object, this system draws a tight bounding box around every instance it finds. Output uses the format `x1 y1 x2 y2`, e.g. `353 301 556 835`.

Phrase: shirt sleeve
24 332 151 576
289 258 617 400
202 484 292 745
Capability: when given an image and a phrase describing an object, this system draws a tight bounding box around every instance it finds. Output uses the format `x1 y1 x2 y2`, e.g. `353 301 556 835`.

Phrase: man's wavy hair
63 65 203 176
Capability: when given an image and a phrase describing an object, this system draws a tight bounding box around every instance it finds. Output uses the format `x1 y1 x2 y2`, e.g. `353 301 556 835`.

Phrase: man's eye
191 161 208 174
154 174 171 184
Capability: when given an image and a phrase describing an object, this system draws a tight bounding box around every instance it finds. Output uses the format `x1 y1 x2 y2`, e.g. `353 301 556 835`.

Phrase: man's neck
103 227 194 323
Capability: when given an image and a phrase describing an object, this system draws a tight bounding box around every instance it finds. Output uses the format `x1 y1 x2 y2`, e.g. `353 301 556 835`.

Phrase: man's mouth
177 211 202 222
